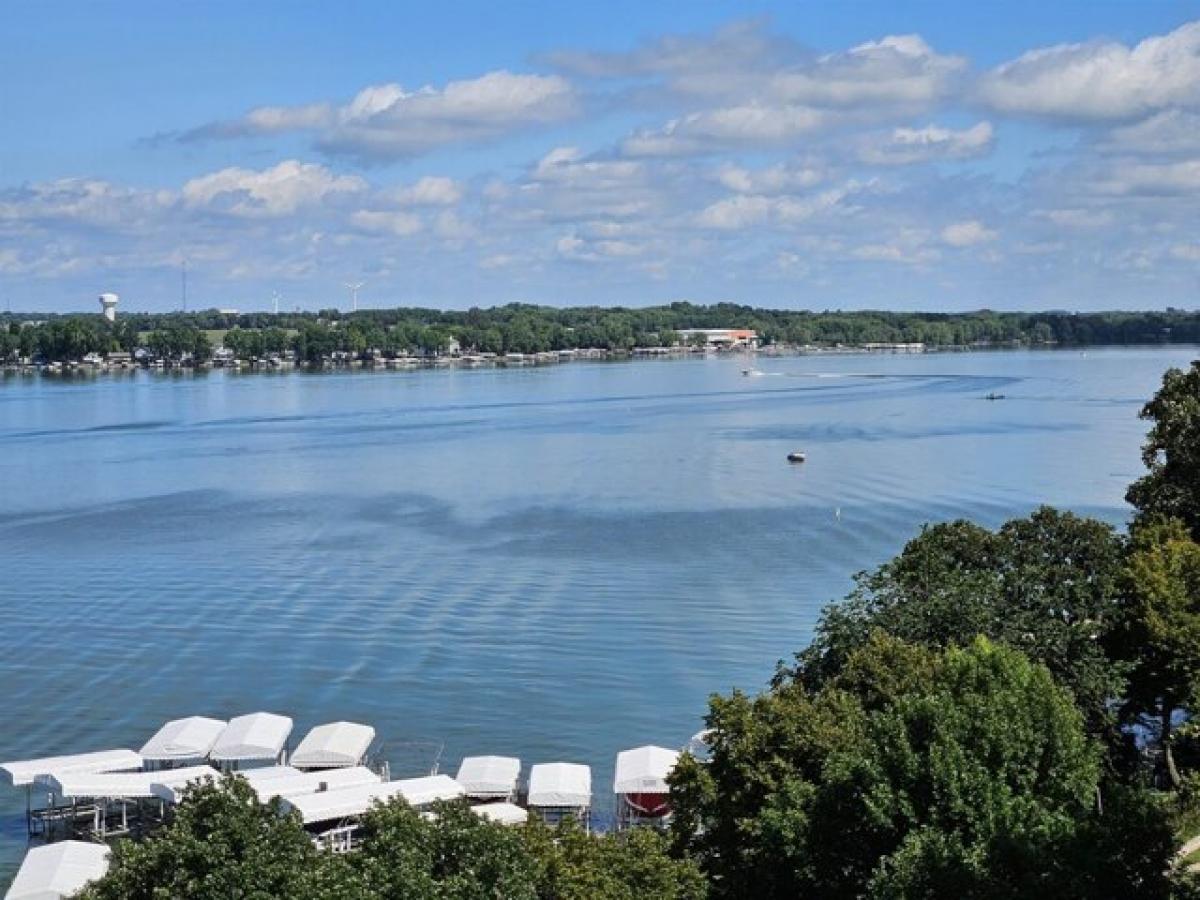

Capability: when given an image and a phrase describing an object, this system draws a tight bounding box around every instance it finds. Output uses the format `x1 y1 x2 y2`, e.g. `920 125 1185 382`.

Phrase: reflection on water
0 348 1192 879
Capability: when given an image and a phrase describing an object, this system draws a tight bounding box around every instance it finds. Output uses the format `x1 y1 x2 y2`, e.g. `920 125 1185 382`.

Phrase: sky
3 0 1200 313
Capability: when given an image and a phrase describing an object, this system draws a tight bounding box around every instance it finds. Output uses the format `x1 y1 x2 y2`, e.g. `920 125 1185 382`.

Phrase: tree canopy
670 635 1176 900
1128 361 1200 538
792 507 1128 736
78 777 706 900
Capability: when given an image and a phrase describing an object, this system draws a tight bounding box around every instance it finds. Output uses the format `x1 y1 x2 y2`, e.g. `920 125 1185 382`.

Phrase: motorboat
787 451 806 463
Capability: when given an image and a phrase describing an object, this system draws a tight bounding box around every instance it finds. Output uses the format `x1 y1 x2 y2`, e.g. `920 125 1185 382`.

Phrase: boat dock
2 711 699 897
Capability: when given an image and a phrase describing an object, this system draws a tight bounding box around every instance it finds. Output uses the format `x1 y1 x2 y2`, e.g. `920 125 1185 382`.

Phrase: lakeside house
675 328 758 349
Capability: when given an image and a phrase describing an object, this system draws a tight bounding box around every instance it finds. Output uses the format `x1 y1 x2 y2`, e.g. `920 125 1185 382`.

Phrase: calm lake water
0 347 1194 881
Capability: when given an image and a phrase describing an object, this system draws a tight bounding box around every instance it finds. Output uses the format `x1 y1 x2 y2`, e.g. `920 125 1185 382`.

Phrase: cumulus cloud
1092 159 1200 196
978 21 1200 121
532 147 644 187
554 21 966 157
183 71 578 161
182 160 365 216
556 233 645 262
941 220 997 246
1101 110 1200 157
0 178 173 229
859 121 994 165
553 22 963 109
696 183 865 229
622 104 827 156
391 176 464 206
350 209 424 237
715 161 824 194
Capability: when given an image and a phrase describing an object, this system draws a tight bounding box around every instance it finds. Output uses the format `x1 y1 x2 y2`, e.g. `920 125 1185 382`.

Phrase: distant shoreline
3 340 1195 381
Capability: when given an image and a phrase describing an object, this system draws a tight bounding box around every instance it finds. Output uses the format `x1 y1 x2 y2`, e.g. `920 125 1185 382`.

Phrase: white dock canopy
283 774 465 825
49 765 217 801
1 749 142 788
4 840 110 900
246 767 380 804
472 802 528 826
613 746 679 795
140 716 227 763
209 713 293 765
454 756 520 800
290 722 375 770
527 763 592 808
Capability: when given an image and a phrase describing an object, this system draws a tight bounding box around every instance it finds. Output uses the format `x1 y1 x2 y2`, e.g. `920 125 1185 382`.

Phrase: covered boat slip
0 749 145 839
454 755 520 802
41 766 218 840
471 802 528 826
527 762 592 830
285 775 465 853
3 841 109 900
0 750 143 789
243 766 381 804
290 722 376 771
139 716 226 768
208 712 293 770
613 745 680 830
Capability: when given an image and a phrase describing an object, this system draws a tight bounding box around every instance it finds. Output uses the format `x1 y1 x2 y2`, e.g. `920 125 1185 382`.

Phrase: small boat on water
984 393 1006 401
787 451 806 463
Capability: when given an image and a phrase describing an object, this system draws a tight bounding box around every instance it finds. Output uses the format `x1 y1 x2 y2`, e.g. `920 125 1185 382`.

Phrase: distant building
217 308 239 316
676 328 758 349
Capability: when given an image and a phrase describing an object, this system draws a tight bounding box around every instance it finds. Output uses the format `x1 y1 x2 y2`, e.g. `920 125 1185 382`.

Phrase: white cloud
768 34 964 108
0 178 173 229
185 71 578 161
622 104 827 156
978 21 1200 120
850 241 940 265
941 220 997 246
391 176 464 206
532 147 644 186
1037 208 1115 228
696 183 864 229
860 121 994 165
556 233 645 262
1094 159 1200 195
716 161 824 194
1171 243 1200 261
553 22 963 110
350 209 424 237
1102 110 1200 157
182 160 365 217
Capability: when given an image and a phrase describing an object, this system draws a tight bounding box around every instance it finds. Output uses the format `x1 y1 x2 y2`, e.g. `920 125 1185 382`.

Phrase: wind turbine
345 281 365 313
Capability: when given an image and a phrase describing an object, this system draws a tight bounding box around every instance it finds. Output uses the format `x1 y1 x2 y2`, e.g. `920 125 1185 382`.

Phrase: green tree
672 635 1176 900
1113 518 1200 788
1128 361 1200 538
794 507 1127 738
77 777 320 899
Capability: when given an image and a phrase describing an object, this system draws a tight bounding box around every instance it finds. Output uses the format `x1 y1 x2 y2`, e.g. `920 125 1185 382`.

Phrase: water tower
99 292 119 322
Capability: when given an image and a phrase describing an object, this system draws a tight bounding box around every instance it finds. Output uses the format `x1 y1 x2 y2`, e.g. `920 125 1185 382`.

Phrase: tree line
50 361 1200 898
3 304 1200 363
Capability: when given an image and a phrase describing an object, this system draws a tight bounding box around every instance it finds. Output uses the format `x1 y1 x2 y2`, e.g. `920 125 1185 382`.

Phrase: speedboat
787 451 806 463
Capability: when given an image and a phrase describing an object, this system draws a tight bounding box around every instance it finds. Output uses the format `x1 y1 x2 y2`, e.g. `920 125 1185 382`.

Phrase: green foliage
672 635 1176 899
1128 361 1200 538
8 305 1200 364
793 507 1128 736
1112 518 1200 787
76 777 320 899
79 778 706 900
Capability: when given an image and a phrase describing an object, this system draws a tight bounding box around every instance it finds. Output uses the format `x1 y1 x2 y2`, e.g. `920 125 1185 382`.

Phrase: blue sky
3 0 1200 312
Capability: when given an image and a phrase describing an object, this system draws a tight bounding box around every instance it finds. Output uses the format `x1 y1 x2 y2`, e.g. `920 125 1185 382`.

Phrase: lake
0 347 1193 881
